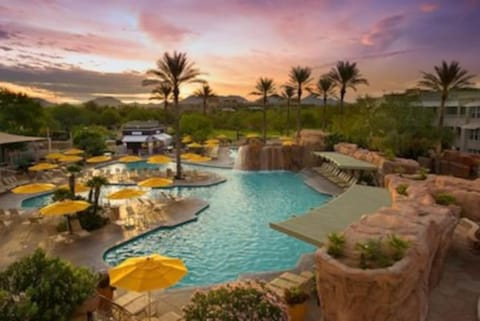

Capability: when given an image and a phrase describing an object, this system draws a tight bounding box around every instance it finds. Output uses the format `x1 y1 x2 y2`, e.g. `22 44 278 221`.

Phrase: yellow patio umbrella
109 254 188 321
64 148 84 155
188 156 211 162
279 136 292 141
58 155 83 163
181 135 192 144
106 188 146 200
28 163 59 171
282 140 296 146
45 152 64 160
187 142 203 148
205 139 220 145
118 155 143 163
86 155 112 164
216 134 228 140
40 200 91 216
246 133 260 139
58 183 90 194
180 153 199 160
12 183 56 194
147 155 171 164
138 177 173 188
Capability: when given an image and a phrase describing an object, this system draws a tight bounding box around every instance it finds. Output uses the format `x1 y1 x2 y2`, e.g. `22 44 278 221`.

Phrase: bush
180 114 213 142
326 232 346 258
396 184 409 196
73 128 106 156
387 235 410 261
434 193 457 206
356 235 410 269
78 208 108 231
0 249 97 321
284 286 309 305
183 281 288 321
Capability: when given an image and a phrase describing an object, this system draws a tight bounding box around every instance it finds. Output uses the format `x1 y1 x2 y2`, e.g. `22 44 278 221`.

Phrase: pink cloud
138 12 193 43
420 3 439 13
361 15 405 50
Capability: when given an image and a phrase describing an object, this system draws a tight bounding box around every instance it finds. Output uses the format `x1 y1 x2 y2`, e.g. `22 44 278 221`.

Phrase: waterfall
236 144 288 171
233 145 248 170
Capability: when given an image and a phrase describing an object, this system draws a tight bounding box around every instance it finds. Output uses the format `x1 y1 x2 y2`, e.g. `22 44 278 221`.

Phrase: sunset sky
0 0 479 103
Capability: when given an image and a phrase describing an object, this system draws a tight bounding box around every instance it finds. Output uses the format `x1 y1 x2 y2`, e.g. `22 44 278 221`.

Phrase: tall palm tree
328 61 368 117
194 84 216 115
66 164 81 196
280 85 295 136
418 60 475 172
149 82 172 112
250 77 276 143
86 175 109 216
289 66 313 138
143 51 203 179
310 75 336 128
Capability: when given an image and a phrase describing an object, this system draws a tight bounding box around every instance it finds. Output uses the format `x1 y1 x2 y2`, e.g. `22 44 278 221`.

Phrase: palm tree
418 60 475 172
143 51 203 179
289 66 313 138
86 175 109 216
328 61 368 117
149 82 172 112
194 84 216 115
66 164 81 196
250 77 276 142
280 85 295 136
310 75 336 128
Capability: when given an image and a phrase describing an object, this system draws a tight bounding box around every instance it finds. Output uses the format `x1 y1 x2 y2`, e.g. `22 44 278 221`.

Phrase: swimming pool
23 163 330 287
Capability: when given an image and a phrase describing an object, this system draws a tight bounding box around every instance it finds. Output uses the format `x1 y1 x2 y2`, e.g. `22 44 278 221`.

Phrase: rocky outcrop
315 174 463 321
234 141 304 171
299 129 328 167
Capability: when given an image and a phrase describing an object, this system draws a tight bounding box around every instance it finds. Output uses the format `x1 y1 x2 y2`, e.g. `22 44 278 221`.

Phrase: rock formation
315 173 466 321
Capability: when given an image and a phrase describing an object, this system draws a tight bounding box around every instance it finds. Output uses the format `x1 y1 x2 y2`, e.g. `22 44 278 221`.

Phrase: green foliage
324 133 346 151
383 149 396 161
183 281 288 321
52 188 74 202
396 184 409 196
434 193 457 206
78 208 108 231
415 167 429 180
356 235 410 269
73 128 106 156
0 249 97 321
180 113 213 142
326 232 346 258
284 286 309 305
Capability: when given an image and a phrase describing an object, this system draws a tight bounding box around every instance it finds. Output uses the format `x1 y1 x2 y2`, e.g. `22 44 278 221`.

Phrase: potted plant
284 286 309 321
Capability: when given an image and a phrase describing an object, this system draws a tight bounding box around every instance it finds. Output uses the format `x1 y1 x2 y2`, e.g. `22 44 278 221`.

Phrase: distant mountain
86 96 124 107
254 94 284 105
180 95 249 105
33 97 55 107
301 94 338 106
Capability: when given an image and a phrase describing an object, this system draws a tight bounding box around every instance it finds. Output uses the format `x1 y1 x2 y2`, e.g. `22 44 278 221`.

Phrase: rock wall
316 174 462 321
299 129 328 168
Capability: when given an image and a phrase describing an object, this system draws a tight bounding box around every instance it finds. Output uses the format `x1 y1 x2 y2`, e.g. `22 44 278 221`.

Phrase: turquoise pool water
22 163 329 287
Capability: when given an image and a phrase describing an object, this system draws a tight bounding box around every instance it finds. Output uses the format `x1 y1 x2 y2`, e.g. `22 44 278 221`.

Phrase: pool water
22 163 329 287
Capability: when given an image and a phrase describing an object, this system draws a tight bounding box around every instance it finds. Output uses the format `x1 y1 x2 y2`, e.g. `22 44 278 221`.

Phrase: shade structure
58 155 83 163
246 133 260 139
64 148 84 155
188 155 211 162
216 134 228 139
107 188 146 200
40 200 91 216
12 183 56 194
187 142 203 148
28 163 58 171
118 155 143 163
282 140 296 146
86 155 112 164
279 136 292 141
147 155 171 164
205 139 220 145
180 153 199 160
181 135 192 144
45 152 64 160
138 177 173 188
58 183 90 193
109 254 188 320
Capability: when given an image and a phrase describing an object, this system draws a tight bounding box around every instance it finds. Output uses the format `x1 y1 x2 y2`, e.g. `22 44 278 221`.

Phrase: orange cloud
420 3 439 12
0 81 79 103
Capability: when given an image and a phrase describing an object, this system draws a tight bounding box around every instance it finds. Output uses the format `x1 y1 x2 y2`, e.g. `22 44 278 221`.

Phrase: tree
180 114 214 142
280 85 295 136
328 61 368 118
73 128 106 156
250 78 276 142
86 175 109 216
289 66 313 138
311 75 336 128
149 81 172 112
66 165 81 196
143 51 203 179
194 84 216 115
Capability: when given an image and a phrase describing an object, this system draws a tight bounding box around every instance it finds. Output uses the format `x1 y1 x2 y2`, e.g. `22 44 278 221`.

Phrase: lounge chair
266 270 315 297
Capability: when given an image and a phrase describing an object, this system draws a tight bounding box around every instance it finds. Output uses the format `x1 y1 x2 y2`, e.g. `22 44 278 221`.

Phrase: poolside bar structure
270 185 391 246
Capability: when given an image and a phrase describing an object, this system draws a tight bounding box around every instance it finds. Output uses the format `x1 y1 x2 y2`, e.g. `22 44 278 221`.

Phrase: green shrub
326 232 346 258
434 193 457 206
284 286 309 305
415 167 429 180
383 149 396 161
78 208 108 231
355 235 410 269
396 184 409 196
183 281 288 321
387 235 410 261
0 249 97 321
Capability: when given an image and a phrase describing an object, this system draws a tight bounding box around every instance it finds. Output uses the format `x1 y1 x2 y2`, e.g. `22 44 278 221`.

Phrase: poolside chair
266 270 315 298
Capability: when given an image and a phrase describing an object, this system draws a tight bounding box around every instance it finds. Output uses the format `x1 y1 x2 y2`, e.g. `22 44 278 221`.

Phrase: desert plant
183 281 288 321
383 149 396 161
387 235 410 261
356 239 393 269
415 167 429 180
434 192 457 205
396 184 409 196
284 286 309 305
326 232 346 258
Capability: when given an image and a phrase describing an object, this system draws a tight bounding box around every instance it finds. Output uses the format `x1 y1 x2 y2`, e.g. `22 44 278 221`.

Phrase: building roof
313 151 377 170
123 120 162 130
270 185 391 246
0 132 46 145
